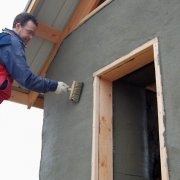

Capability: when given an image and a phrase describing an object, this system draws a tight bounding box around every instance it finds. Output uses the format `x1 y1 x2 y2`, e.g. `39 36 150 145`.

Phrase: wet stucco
40 0 180 179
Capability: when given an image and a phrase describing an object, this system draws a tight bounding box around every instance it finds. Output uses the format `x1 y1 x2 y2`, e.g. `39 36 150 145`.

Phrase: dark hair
13 12 38 28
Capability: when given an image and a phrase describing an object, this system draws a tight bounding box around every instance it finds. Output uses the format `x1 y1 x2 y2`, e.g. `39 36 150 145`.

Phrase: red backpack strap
0 64 7 86
0 64 13 102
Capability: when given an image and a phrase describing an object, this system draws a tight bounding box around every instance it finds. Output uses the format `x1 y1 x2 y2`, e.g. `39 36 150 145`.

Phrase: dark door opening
113 62 161 180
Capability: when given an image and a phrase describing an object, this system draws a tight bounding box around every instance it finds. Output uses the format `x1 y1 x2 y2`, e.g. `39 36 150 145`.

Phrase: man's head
13 12 38 45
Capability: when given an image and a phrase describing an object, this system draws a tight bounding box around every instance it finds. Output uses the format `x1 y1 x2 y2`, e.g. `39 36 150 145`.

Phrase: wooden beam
91 77 100 180
94 46 154 80
10 89 44 109
102 47 154 81
99 79 113 180
79 0 112 29
63 0 101 38
27 0 101 108
35 23 62 43
153 38 169 180
26 0 41 14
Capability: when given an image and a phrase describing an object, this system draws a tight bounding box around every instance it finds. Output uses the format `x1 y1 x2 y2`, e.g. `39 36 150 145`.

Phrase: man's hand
55 81 69 95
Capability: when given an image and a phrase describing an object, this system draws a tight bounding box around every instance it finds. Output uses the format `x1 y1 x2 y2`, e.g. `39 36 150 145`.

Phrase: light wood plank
93 38 159 77
101 48 154 81
26 0 40 14
36 23 62 43
99 79 113 180
91 76 100 180
10 90 43 109
153 38 169 180
94 45 154 77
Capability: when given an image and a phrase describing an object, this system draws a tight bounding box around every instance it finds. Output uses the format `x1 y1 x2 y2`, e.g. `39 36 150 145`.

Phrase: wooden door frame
91 38 169 180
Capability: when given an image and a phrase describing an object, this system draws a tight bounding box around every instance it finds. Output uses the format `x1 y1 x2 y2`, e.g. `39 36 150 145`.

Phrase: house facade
11 0 180 180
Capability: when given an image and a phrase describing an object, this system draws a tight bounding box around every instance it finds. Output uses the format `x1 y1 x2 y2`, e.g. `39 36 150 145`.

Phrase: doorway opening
92 38 169 180
113 63 161 179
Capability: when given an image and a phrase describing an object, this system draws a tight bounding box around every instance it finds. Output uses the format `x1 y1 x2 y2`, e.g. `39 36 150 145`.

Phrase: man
0 12 69 104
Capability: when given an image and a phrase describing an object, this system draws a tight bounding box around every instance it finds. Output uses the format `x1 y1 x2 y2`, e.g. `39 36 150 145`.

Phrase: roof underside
10 0 111 109
27 0 80 74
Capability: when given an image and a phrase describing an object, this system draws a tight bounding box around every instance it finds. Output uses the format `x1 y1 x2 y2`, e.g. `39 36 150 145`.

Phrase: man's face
15 20 37 45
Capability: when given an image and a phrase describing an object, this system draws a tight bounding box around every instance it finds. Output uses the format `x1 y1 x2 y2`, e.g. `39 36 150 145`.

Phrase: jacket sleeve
1 37 58 93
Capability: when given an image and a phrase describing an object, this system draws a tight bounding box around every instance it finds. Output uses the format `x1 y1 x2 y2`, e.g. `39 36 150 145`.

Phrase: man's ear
15 23 21 30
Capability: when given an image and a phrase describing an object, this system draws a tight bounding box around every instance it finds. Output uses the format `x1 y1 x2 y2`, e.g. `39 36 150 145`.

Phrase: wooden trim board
92 38 169 180
98 78 113 180
91 77 100 180
153 40 169 179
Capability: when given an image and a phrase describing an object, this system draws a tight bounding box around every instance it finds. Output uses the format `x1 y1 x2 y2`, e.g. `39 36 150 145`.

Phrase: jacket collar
2 28 26 48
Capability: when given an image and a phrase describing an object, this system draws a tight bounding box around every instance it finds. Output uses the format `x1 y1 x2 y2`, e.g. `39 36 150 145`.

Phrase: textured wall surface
40 0 180 179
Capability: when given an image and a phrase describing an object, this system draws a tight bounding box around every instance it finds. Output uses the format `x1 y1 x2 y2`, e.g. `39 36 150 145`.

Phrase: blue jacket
0 28 58 93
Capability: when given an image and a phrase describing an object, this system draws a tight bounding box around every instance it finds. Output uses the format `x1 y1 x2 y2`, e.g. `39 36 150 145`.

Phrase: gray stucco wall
40 0 180 179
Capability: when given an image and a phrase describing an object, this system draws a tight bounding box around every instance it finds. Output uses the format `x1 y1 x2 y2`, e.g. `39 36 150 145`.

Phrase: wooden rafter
63 0 101 37
27 0 102 108
26 0 41 14
35 23 62 43
79 0 112 28
10 89 43 109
